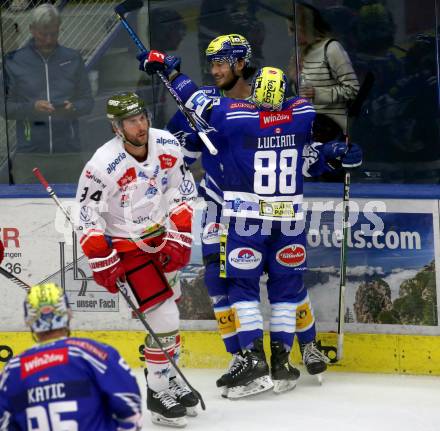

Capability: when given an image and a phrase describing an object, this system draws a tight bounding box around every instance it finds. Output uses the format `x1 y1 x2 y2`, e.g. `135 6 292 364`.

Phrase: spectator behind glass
1 3 94 183
288 2 359 134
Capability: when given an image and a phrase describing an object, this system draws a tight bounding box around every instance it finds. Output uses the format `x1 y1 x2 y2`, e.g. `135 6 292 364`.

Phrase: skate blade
227 375 274 399
186 406 198 417
273 379 297 394
151 412 187 428
316 373 324 385
220 386 228 399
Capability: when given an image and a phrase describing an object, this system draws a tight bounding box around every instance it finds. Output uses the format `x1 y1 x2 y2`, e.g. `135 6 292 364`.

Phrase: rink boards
1 330 440 375
1 185 440 375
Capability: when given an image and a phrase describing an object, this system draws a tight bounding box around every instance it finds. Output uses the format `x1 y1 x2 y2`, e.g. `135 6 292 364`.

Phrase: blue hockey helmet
24 283 71 333
205 34 252 66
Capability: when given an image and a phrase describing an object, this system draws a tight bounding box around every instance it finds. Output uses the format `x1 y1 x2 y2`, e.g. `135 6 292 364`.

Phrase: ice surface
134 368 439 431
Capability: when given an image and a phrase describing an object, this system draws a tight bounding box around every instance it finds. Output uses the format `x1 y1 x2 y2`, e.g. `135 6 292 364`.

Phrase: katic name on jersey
257 133 295 149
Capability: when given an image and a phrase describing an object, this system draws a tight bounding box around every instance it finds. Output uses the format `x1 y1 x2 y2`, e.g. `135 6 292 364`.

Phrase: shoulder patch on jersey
66 339 109 361
156 136 180 146
159 153 178 169
20 347 69 378
259 109 292 128
229 102 257 110
106 152 126 174
288 98 309 108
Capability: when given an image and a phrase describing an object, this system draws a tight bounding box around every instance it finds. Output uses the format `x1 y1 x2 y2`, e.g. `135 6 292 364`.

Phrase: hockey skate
300 340 330 384
147 387 187 428
270 341 300 394
215 353 244 398
168 377 199 417
226 338 274 399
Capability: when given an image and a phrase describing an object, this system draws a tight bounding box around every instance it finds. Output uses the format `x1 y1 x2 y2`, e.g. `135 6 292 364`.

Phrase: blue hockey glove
137 50 181 77
322 140 362 168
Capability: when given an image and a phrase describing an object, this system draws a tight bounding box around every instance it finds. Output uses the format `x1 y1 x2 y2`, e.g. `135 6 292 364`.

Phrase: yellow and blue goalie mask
251 67 287 111
24 283 71 333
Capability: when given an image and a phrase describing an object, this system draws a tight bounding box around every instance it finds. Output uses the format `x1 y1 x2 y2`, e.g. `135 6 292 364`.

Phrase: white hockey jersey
76 128 197 256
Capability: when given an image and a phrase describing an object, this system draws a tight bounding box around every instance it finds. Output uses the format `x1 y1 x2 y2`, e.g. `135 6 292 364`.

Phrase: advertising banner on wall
0 197 439 335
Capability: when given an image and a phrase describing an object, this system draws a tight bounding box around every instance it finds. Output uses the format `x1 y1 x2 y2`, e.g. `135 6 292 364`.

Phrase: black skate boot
215 353 244 398
300 340 330 383
147 387 187 428
270 341 300 394
168 377 199 417
226 338 273 399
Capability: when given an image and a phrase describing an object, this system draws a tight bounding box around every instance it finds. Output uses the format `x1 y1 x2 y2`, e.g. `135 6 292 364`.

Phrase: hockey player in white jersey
0 283 143 430
75 92 198 427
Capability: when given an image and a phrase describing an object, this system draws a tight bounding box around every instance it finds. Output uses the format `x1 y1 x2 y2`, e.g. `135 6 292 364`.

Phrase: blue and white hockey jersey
167 85 225 204
0 337 142 431
169 73 330 221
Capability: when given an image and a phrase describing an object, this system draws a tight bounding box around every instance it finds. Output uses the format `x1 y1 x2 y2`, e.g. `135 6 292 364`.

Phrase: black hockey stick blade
115 0 143 17
0 266 30 290
348 71 375 119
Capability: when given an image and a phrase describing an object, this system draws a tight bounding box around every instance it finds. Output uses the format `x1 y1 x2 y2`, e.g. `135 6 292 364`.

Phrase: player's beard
122 129 148 148
218 73 240 91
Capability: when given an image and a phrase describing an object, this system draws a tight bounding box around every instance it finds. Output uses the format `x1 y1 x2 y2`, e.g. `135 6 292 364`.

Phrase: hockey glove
341 143 363 168
137 50 181 77
158 230 192 273
0 240 4 265
88 249 126 293
321 140 363 168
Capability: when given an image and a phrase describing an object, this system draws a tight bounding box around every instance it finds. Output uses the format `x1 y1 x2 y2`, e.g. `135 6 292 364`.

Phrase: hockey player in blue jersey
0 283 143 430
163 34 355 392
141 51 362 397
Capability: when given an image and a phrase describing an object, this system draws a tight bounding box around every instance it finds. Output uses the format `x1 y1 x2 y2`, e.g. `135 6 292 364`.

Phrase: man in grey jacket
2 3 94 183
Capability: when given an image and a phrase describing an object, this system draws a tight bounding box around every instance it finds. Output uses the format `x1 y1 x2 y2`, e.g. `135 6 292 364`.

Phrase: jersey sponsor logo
259 201 296 218
66 339 108 360
21 348 68 378
157 137 179 146
275 127 282 134
202 222 225 244
176 78 192 92
289 98 308 108
229 102 256 110
117 167 137 190
276 244 306 267
107 152 126 174
179 179 195 196
257 133 296 149
120 194 130 207
259 110 292 128
145 186 158 198
159 154 177 169
228 247 262 270
85 170 106 187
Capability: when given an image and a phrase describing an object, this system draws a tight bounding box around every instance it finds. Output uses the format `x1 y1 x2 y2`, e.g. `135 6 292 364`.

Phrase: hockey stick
0 266 30 290
336 72 374 361
32 167 206 411
114 0 218 156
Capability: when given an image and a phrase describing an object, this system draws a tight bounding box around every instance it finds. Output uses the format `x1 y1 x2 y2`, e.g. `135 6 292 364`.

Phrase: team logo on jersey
229 102 256 110
259 201 296 218
276 244 306 267
228 247 262 270
80 206 93 223
202 222 225 244
275 127 282 134
107 152 126 174
159 154 177 169
117 167 137 190
259 110 292 128
179 179 195 196
21 348 68 378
